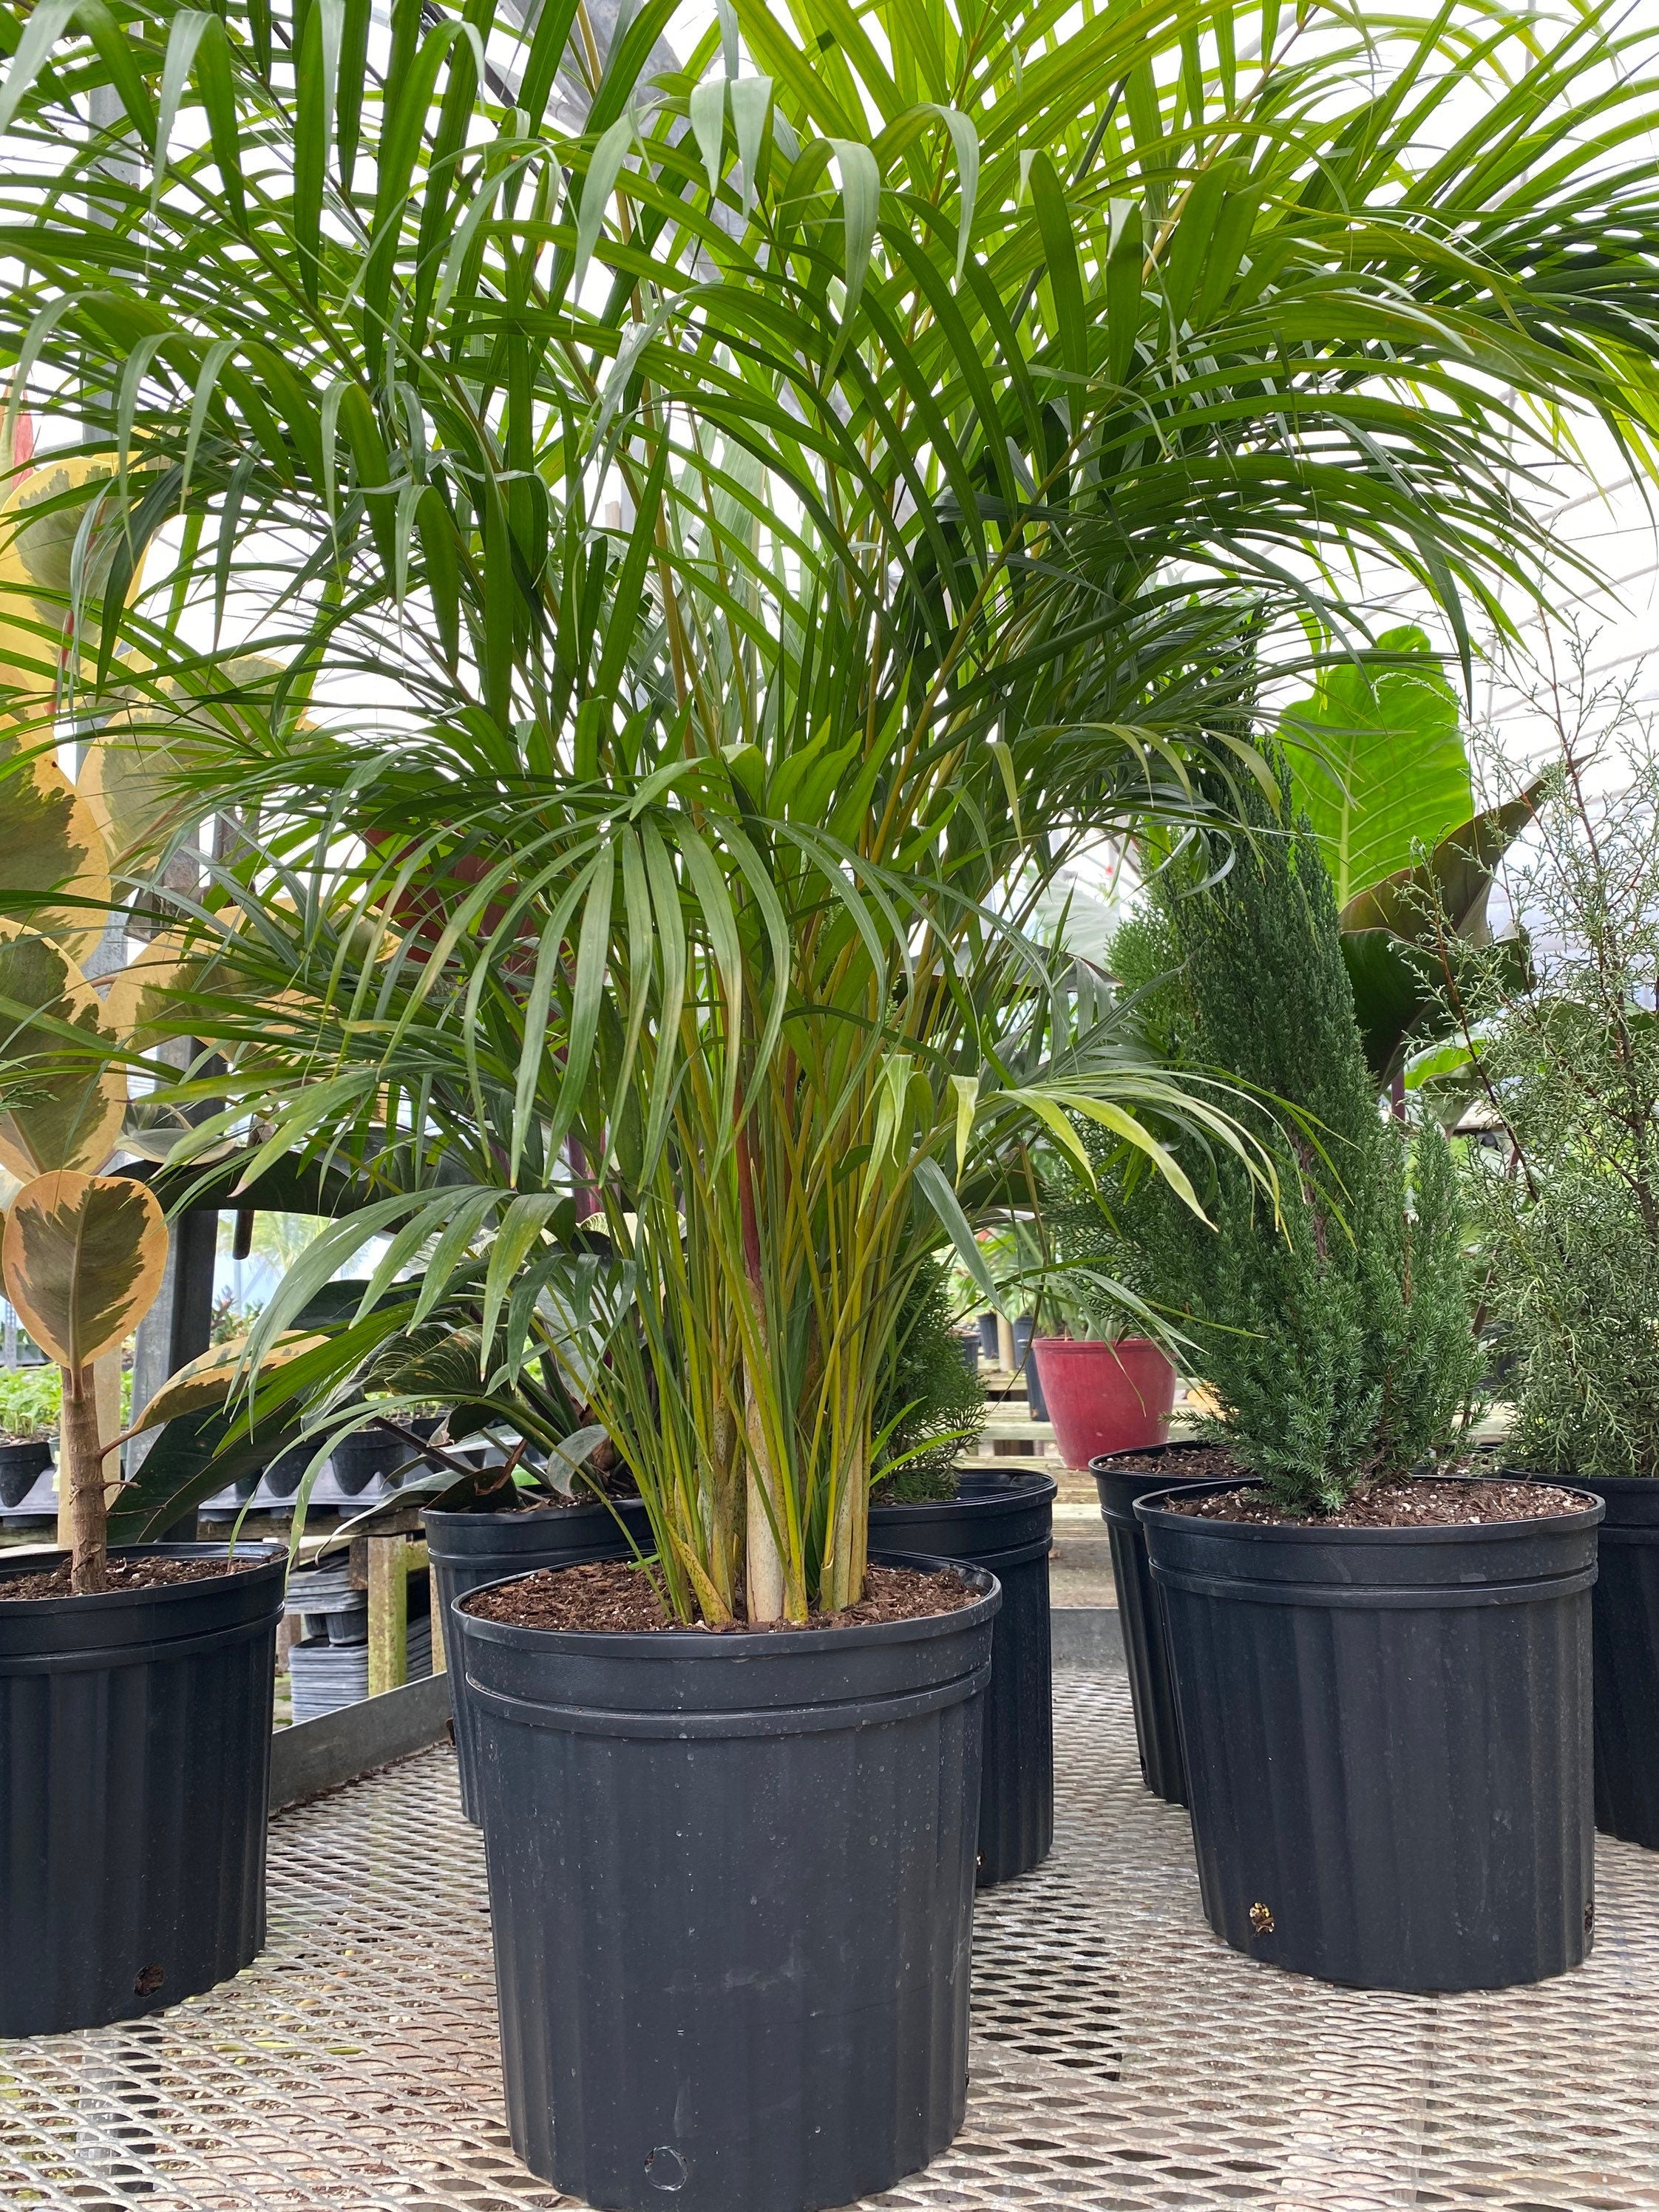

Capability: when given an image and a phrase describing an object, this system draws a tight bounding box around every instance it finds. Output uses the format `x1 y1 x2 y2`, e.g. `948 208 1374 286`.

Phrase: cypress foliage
1112 764 1479 1513
870 1261 987 1502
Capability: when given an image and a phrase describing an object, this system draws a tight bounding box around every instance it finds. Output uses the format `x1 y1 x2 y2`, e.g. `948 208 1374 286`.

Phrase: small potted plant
0 1363 58 1504
1442 661 1659 1850
0 727 287 2035
0 1165 286 2034
868 1261 1055 1884
1022 1218 1178 1468
1124 763 1598 1993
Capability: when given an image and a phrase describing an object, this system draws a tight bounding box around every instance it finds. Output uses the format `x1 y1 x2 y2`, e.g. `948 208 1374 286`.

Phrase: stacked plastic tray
285 1558 433 1723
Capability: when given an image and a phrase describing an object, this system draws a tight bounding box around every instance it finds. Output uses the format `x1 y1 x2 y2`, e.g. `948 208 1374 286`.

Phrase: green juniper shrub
871 1261 987 1503
1103 761 1479 1515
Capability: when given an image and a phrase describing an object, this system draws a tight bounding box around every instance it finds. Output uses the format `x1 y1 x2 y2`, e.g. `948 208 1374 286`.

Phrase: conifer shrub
1094 765 1480 1515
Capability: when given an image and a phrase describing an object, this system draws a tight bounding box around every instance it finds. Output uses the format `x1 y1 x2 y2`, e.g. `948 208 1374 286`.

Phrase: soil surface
1099 1444 1241 1482
1164 1476 1587 1528
0 1556 260 1602
461 1558 977 1634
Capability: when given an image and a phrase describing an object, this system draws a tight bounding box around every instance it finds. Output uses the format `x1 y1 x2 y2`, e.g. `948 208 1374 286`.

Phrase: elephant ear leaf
1281 626 1470 908
1 1169 167 1369
1340 781 1546 947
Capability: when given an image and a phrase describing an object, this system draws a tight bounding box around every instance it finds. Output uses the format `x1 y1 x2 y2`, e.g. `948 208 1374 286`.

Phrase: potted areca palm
10 0 1659 2184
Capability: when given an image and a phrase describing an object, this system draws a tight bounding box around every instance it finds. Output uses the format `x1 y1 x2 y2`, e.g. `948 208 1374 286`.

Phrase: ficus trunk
61 1363 106 1595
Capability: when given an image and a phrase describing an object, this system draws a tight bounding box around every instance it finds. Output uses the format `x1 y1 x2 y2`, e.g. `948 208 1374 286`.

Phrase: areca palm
2 0 1659 1615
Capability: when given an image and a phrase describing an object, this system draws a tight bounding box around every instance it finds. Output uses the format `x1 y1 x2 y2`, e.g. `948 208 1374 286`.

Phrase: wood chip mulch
1102 1445 1241 1480
1165 1476 1589 1527
1 1556 257 1602
461 1557 977 1634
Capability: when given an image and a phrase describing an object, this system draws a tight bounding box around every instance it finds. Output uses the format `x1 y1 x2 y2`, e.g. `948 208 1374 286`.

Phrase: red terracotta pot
1031 1337 1177 1468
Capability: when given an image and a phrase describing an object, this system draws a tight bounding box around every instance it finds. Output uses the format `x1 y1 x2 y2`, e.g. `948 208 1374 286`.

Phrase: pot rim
1090 1442 1234 1472
1498 1466 1659 1493
423 1490 648 1528
1031 1334 1172 1362
0 1540 287 1613
869 1470 1056 1520
452 1547 1000 1657
1133 1474 1606 1542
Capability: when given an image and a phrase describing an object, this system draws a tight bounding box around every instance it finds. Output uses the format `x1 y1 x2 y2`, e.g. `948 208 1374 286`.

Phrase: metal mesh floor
6 1672 1659 2212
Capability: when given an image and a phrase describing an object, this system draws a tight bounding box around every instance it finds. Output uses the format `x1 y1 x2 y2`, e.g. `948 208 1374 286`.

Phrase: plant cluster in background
0 1363 58 1443
1 0 1658 1572
1443 651 1659 1482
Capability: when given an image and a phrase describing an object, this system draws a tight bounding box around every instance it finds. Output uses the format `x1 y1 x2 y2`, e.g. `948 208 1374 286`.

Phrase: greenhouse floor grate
6 1674 1659 2212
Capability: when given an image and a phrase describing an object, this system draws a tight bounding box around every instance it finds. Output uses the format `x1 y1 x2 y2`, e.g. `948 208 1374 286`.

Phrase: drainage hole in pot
134 1964 165 1998
645 2146 688 2192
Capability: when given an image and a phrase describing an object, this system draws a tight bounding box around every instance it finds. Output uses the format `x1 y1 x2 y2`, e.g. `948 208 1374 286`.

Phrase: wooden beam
367 1533 409 1698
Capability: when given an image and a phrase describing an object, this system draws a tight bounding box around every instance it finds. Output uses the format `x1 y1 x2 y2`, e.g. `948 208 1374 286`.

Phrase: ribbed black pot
454 1552 998 2212
0 1438 52 1507
330 1427 408 1495
262 1442 311 1499
1011 1316 1048 1419
425 1494 652 1822
1091 1446 1238 1805
0 1542 287 2034
1139 1481 1602 1991
977 1312 1000 1360
870 1470 1053 1883
1565 1474 1659 1848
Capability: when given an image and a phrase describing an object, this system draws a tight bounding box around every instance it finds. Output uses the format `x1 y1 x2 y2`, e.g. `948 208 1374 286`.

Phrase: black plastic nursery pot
1091 1445 1238 1805
0 1542 287 2035
870 1468 1054 1883
424 1493 652 1822
1137 1479 1603 1992
0 1438 52 1508
1011 1315 1048 1419
330 1427 409 1495
262 1442 311 1498
1561 1474 1659 1848
452 1551 999 2212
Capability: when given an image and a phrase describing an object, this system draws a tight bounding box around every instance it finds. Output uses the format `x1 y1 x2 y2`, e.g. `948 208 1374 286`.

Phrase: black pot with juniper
1112 764 1591 1990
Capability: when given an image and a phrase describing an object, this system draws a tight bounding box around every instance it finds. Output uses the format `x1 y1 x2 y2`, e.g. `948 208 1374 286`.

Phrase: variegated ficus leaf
132 1327 326 1431
1 1168 167 1370
0 730 112 961
0 927 126 1177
